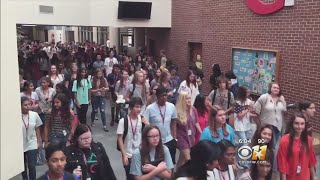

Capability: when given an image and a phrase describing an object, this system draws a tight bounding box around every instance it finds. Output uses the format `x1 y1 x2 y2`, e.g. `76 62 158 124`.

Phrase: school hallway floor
10 100 320 180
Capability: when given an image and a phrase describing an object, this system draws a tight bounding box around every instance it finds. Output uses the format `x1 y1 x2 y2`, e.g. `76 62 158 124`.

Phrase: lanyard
157 104 166 125
22 113 30 140
129 116 139 140
219 169 231 180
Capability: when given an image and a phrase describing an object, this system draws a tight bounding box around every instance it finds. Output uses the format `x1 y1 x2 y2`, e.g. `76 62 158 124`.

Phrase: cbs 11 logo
238 145 267 161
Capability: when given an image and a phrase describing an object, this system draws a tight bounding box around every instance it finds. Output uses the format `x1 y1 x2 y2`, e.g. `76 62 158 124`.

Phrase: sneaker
103 126 109 132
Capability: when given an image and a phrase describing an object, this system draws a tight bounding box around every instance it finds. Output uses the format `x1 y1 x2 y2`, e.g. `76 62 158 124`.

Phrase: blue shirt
200 124 235 145
130 146 174 180
143 102 177 143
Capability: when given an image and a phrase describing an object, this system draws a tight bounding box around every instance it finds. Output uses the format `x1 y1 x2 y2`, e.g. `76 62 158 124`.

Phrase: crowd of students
18 40 318 180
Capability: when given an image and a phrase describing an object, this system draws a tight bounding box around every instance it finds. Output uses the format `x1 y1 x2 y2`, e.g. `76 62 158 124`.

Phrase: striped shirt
46 113 72 135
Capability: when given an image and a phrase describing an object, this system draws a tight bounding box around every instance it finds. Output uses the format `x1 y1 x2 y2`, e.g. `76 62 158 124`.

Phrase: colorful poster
232 48 277 94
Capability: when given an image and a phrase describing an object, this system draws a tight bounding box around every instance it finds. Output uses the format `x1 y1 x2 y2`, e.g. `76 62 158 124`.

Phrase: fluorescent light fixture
21 24 37 27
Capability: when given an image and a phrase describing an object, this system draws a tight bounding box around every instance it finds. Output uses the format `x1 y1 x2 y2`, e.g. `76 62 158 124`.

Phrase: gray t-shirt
115 80 130 96
129 83 150 105
130 146 174 180
208 89 235 111
93 60 104 70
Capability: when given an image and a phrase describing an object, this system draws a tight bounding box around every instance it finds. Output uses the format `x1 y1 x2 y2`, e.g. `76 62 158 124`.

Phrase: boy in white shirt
104 50 118 76
117 97 147 180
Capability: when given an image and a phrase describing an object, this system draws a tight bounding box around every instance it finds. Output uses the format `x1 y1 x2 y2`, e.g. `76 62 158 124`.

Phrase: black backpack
116 115 145 151
211 90 232 109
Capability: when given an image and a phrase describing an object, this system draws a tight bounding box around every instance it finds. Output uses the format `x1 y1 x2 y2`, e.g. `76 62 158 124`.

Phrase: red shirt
195 110 208 143
277 134 317 180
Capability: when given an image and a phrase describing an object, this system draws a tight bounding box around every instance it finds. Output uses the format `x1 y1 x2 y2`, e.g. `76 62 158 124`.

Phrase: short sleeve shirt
143 102 177 143
72 79 92 105
130 146 174 180
22 111 43 152
35 87 56 113
200 124 235 145
115 80 130 97
20 92 39 106
208 89 235 111
116 116 143 158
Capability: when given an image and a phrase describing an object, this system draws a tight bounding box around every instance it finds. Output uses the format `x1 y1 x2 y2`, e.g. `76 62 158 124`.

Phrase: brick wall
160 0 320 132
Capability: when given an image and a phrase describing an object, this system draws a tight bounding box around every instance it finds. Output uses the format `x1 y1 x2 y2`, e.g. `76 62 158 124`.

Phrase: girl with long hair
250 124 274 151
238 149 274 180
21 97 42 180
176 91 201 168
150 68 162 89
234 86 255 141
178 70 200 105
64 62 78 91
277 113 317 180
35 77 56 123
126 70 149 113
44 93 75 147
115 70 131 121
254 82 286 147
175 140 222 180
193 94 211 143
213 139 237 180
56 82 73 108
21 81 40 112
200 105 235 145
48 64 64 89
65 124 116 180
158 71 174 98
72 68 92 124
130 125 174 180
90 69 108 131
298 101 316 136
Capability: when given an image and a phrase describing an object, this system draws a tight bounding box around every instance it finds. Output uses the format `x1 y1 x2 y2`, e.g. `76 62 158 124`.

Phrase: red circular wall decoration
246 0 285 15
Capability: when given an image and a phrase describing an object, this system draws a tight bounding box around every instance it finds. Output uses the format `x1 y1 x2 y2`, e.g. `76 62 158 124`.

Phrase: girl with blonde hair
176 91 202 168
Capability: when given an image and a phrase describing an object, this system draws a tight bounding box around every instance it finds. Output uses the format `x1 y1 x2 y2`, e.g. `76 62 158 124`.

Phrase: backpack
211 90 232 109
116 115 145 151
130 83 136 98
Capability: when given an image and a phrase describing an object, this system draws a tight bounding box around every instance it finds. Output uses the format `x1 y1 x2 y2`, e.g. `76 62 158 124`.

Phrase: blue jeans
91 96 106 126
272 125 281 172
50 134 68 147
235 130 252 142
22 149 37 180
272 126 281 148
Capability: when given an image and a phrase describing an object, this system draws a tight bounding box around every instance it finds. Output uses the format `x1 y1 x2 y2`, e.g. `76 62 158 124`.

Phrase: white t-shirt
20 92 39 106
234 99 253 132
104 57 118 76
22 111 43 152
47 74 64 89
116 115 143 158
35 87 56 113
176 171 217 180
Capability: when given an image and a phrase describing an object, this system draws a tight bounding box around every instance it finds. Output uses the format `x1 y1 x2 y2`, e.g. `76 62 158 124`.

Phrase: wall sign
246 0 287 15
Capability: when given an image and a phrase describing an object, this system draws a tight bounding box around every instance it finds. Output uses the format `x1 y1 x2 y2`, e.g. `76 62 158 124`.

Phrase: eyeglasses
147 135 160 139
79 137 92 141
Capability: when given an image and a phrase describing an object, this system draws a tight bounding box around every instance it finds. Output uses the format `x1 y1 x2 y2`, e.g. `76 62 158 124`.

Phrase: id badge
296 165 301 174
188 129 192 136
62 130 67 136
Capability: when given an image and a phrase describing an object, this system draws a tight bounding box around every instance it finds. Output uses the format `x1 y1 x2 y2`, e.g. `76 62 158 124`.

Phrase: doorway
188 42 203 69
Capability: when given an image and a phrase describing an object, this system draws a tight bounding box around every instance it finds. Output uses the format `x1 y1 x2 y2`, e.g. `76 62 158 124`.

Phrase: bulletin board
232 47 280 95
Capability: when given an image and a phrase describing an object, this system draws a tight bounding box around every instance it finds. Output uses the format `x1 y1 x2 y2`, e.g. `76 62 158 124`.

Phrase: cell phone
148 160 162 167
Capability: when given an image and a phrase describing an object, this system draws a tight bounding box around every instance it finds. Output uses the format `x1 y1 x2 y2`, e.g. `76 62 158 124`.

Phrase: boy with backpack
117 97 148 180
208 76 235 125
